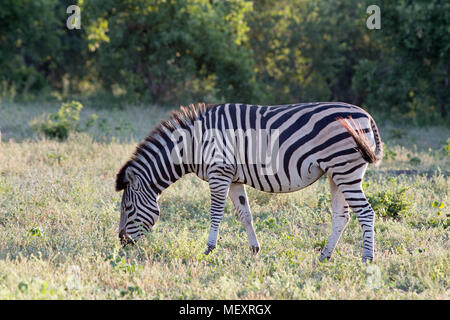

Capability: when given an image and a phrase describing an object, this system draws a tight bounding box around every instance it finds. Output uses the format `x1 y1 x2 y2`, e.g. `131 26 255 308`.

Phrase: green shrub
407 153 422 166
120 286 144 298
384 147 398 161
28 227 43 238
367 182 412 220
33 101 97 140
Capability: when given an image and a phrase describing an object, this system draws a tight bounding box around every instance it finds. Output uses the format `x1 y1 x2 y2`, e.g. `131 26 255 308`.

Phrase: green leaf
432 201 444 209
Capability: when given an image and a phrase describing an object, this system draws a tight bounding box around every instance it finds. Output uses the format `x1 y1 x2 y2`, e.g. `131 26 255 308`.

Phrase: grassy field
0 102 448 299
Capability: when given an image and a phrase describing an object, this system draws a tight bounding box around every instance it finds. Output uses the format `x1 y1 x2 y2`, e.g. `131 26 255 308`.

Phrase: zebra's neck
134 124 196 194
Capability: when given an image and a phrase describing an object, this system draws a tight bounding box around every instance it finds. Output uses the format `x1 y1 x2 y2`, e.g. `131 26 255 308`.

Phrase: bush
33 101 97 140
367 181 412 220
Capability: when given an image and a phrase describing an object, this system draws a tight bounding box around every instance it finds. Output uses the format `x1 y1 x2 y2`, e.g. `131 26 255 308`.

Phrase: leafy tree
248 0 381 104
0 0 91 99
81 0 259 104
0 0 59 96
0 0 448 123
353 0 449 121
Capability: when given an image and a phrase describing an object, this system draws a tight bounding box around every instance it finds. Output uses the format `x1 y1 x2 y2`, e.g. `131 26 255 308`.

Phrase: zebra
116 102 383 262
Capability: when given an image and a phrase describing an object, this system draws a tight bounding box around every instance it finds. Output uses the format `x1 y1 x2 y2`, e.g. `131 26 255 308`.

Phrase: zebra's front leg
228 183 260 254
204 175 232 255
318 176 349 262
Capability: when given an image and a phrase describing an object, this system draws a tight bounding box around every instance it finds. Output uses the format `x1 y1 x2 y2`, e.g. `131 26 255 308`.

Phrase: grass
0 102 449 299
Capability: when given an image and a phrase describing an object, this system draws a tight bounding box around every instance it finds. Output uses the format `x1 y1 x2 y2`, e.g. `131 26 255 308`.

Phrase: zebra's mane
146 102 218 144
115 102 219 191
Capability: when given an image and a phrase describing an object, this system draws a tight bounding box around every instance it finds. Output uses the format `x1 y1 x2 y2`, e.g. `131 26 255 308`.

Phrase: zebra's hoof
362 257 373 263
314 255 330 266
250 246 260 254
204 245 216 255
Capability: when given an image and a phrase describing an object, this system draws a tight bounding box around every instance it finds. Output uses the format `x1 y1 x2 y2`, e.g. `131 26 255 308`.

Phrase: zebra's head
115 163 160 246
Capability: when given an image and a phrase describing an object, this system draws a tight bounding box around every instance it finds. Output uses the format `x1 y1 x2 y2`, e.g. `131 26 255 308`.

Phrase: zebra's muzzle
119 229 135 246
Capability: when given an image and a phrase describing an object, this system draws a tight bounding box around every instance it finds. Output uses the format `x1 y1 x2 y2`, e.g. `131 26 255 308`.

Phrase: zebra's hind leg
318 175 350 262
204 175 233 255
228 183 260 254
331 162 375 262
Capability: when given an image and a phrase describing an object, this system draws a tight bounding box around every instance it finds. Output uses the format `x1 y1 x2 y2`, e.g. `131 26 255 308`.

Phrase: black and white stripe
116 102 383 262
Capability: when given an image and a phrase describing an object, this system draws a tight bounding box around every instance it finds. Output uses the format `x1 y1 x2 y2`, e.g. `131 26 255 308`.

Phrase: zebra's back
197 102 376 193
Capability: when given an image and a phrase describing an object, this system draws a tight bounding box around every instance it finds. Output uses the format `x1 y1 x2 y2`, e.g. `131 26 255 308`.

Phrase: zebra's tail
337 116 383 165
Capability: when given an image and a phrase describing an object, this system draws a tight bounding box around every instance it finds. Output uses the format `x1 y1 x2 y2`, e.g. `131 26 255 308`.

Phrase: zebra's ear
125 167 138 189
116 165 128 191
115 162 136 191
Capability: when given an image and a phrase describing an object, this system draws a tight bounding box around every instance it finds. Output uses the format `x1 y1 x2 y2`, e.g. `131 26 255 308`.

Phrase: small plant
257 217 276 229
120 285 143 298
431 201 448 229
33 101 97 140
28 227 43 237
313 239 327 251
97 117 112 136
47 153 67 164
115 119 136 135
407 153 421 165
105 253 143 273
432 201 444 210
384 147 397 161
441 138 450 157
38 101 83 140
317 193 331 211
367 181 412 220
18 282 28 293
84 113 98 130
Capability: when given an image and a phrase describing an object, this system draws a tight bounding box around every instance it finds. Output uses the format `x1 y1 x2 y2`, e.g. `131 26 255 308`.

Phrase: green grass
0 102 449 299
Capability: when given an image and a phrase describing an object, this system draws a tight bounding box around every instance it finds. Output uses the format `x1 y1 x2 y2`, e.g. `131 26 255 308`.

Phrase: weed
313 239 327 251
384 147 397 161
317 193 331 211
18 282 28 293
105 253 143 273
31 101 97 140
28 227 43 238
432 201 444 210
441 138 450 157
367 180 412 220
120 285 144 298
96 117 112 136
407 153 421 165
257 217 276 230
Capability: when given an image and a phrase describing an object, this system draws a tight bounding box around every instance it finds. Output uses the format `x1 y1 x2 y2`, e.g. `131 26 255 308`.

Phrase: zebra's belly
234 163 325 193
273 164 325 193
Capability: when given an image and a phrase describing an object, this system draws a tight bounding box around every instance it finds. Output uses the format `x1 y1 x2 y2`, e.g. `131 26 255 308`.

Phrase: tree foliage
81 0 259 103
0 0 448 122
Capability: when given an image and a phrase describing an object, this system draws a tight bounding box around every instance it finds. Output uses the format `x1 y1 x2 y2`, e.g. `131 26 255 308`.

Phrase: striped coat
116 102 382 262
